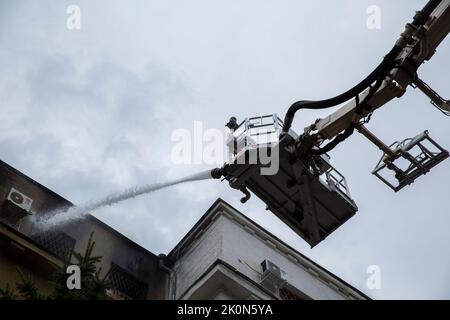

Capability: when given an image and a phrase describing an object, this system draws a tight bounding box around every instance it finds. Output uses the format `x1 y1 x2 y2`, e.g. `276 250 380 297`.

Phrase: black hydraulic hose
282 0 442 135
412 0 442 27
355 76 385 115
311 75 385 156
282 45 402 134
310 125 355 156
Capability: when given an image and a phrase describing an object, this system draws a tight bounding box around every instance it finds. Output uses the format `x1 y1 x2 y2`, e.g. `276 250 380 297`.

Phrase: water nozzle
211 166 226 179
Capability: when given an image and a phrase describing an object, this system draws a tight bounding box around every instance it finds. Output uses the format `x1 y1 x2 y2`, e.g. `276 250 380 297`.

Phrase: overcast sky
1 0 449 299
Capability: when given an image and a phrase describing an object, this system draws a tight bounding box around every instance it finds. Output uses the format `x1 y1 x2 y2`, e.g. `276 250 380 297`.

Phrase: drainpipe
158 254 177 300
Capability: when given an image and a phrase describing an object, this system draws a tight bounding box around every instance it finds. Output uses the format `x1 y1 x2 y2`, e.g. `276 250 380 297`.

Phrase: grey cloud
1 0 449 299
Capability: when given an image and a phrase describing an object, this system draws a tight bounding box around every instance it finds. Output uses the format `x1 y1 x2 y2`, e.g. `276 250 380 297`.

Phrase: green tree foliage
0 232 112 300
0 283 17 300
15 268 47 300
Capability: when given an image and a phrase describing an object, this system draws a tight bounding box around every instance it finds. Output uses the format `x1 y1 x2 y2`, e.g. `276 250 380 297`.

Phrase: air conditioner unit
6 188 33 212
259 259 287 292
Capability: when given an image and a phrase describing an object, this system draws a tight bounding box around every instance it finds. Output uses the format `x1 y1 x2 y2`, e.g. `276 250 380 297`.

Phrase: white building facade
168 199 368 300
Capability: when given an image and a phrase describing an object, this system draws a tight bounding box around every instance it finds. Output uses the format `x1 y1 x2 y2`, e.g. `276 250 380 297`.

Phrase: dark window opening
31 230 76 261
108 262 148 300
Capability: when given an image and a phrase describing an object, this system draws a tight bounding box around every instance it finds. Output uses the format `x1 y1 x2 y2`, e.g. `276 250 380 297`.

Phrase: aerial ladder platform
211 0 450 247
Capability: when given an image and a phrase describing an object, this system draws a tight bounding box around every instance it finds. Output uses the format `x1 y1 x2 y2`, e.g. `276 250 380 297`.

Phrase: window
31 230 76 261
108 263 148 300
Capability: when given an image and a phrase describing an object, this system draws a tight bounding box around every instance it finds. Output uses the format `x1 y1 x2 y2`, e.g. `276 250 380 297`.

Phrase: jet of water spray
33 169 214 232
